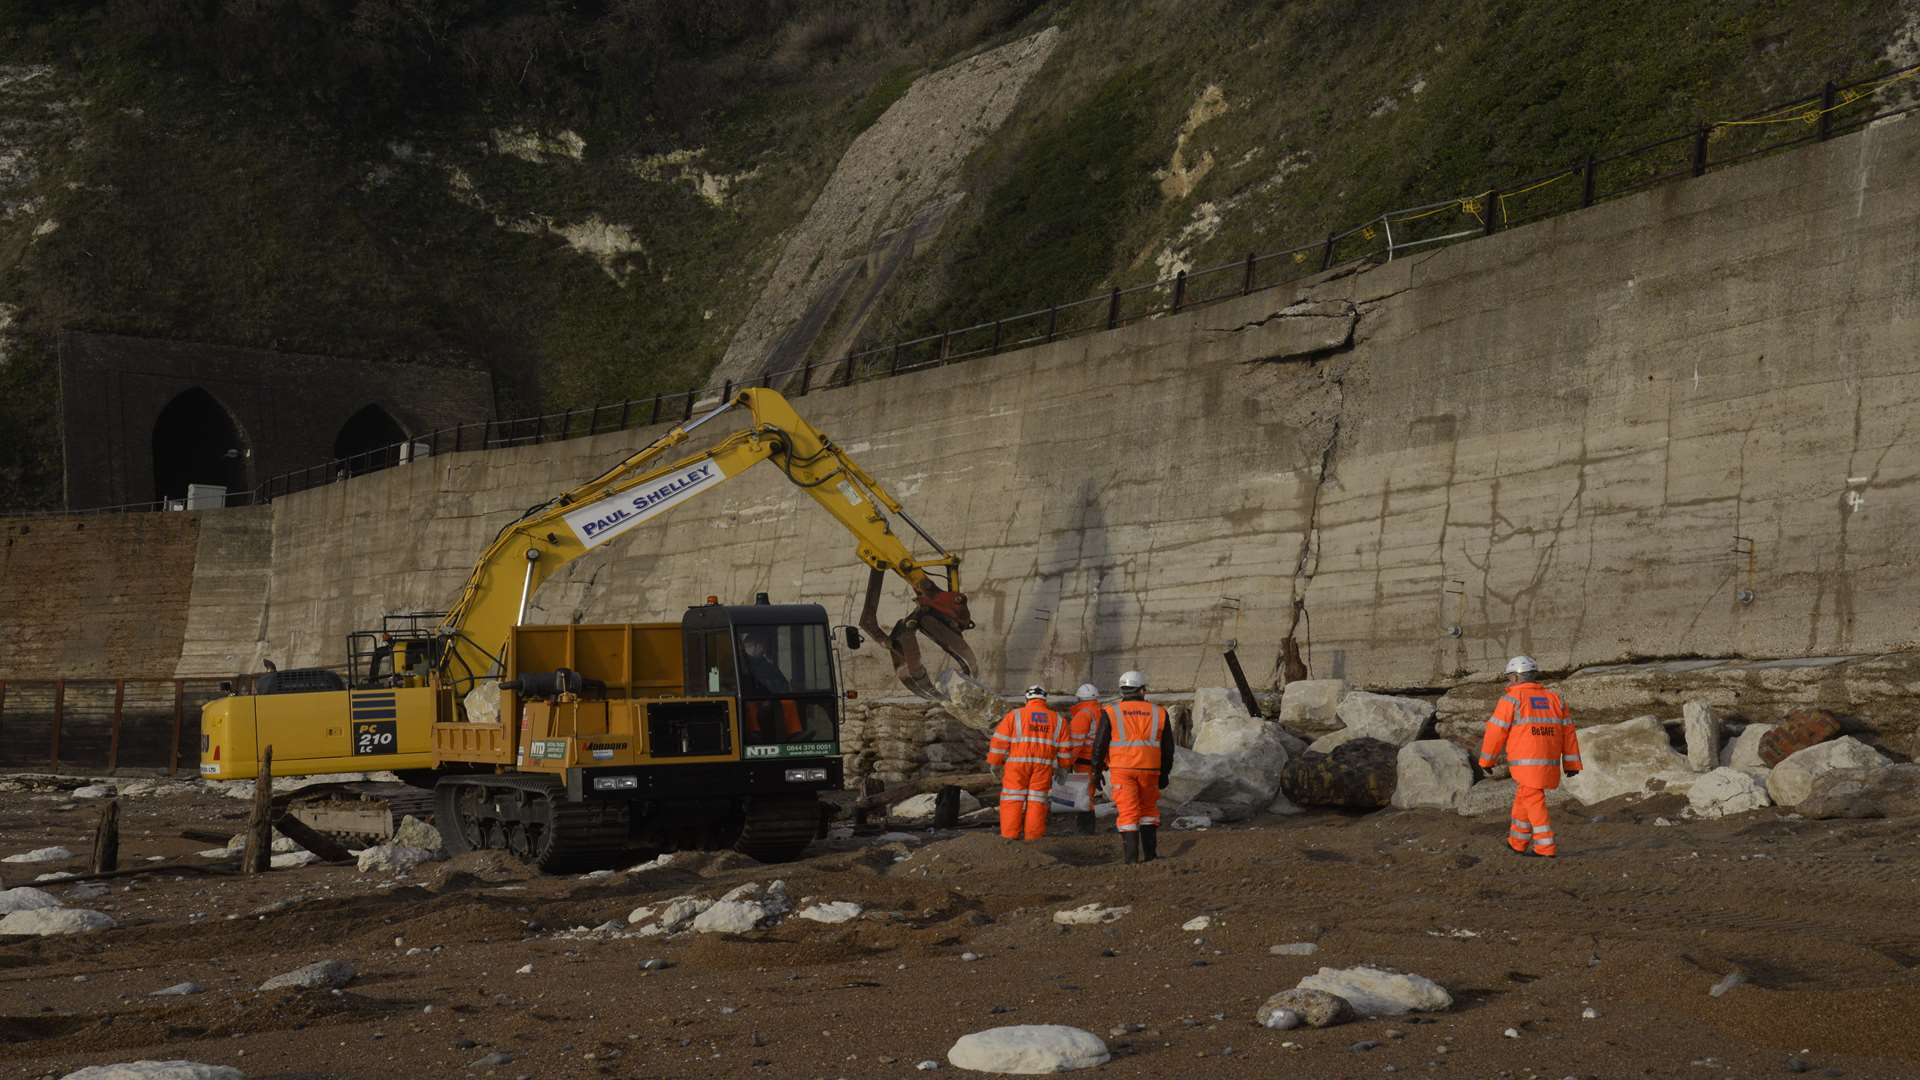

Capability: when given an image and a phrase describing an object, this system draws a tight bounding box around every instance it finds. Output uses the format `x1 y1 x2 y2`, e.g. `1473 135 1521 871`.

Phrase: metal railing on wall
0 677 241 775
11 60 1916 517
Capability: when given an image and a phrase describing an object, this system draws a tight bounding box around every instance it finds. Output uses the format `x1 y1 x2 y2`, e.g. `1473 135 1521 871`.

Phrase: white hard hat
1025 684 1047 699
1504 655 1539 676
1118 670 1146 691
1076 683 1098 701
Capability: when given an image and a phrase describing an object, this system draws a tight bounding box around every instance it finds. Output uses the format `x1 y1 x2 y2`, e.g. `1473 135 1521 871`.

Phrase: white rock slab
947 1025 1110 1074
1296 965 1452 1016
1768 737 1889 808
1 908 115 935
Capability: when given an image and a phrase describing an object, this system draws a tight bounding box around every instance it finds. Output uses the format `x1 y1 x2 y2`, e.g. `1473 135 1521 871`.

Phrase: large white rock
629 895 713 932
0 886 62 913
719 880 790 917
73 784 115 799
269 851 320 870
1795 763 1920 819
259 959 354 991
1192 686 1258 727
1682 702 1721 772
1767 737 1889 808
1296 965 1452 1016
1457 779 1517 817
0 908 114 935
60 1063 245 1080
1389 741 1474 811
947 1025 1110 1074
691 900 772 934
1164 720 1292 815
1557 717 1687 804
937 670 1005 733
3 845 75 864
356 844 439 873
391 815 443 851
892 790 982 825
1719 723 1778 769
1332 692 1435 746
1279 679 1347 734
1687 768 1772 818
797 901 863 924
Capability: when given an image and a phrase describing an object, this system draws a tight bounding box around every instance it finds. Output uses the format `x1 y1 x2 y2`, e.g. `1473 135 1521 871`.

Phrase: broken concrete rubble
1682 702 1721 772
1388 740 1473 812
1279 679 1347 736
1686 767 1772 818
1794 763 1920 819
1332 692 1434 746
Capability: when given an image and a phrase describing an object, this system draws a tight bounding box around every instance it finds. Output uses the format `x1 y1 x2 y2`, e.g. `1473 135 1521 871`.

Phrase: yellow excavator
200 388 977 863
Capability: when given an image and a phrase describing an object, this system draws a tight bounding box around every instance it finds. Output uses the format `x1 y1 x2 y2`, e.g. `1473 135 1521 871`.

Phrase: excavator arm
432 388 975 703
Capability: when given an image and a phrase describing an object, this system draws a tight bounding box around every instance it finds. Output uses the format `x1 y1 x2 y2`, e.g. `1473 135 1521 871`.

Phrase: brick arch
150 386 252 503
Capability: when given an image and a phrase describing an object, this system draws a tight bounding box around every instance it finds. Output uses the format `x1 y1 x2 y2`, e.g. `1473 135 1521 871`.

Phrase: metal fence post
108 679 124 772
1106 288 1121 330
1241 252 1256 295
1691 126 1710 177
619 399 632 430
991 320 1003 354
51 678 64 765
1171 270 1187 314
683 387 696 422
170 680 184 777
722 379 732 403
938 328 951 361
891 342 903 375
1319 232 1336 271
1046 305 1059 342
532 413 545 444
1483 189 1499 236
1581 152 1597 207
798 362 813 396
650 394 662 425
1818 81 1837 140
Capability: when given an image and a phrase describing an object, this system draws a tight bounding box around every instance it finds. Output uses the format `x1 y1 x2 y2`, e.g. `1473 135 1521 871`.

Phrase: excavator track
435 776 629 872
278 782 438 848
734 794 821 864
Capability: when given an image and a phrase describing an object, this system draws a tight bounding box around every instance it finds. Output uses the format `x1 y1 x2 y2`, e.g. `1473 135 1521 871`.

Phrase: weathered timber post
244 746 273 874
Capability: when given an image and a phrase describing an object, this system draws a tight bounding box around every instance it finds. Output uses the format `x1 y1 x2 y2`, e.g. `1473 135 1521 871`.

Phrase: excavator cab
682 597 840 758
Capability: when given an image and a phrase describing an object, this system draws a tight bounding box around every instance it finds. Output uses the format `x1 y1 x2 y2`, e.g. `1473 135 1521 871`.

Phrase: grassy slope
0 0 1908 507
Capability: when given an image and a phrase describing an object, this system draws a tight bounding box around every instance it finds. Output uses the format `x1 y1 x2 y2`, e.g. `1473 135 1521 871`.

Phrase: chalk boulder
1720 723 1778 769
0 886 62 913
259 959 354 991
1686 767 1772 819
947 1025 1110 1074
1297 965 1452 1016
60 1064 245 1080
3 845 74 864
1795 763 1920 819
357 844 440 874
797 901 863 924
1333 692 1434 746
1457 778 1517 817
1279 679 1348 736
1768 737 1889 808
1052 903 1130 926
691 900 773 934
1389 741 1474 811
391 815 444 852
1557 717 1687 804
892 790 981 825
1682 702 1721 772
0 908 114 935
1163 723 1290 817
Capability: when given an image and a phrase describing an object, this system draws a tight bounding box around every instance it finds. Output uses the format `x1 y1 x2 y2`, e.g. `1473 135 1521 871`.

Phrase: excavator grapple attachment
861 568 978 699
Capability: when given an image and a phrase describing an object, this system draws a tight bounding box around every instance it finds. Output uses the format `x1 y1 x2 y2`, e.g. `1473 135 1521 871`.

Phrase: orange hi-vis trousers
998 760 1057 841
1109 768 1161 833
1508 784 1556 857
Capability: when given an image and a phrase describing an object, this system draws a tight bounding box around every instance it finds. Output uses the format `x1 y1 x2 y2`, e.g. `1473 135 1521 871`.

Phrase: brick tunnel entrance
151 386 250 504
333 403 408 475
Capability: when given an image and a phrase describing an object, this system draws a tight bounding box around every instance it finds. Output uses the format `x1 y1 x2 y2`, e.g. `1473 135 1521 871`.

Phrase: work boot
1139 824 1158 863
1076 811 1096 836
1121 831 1139 864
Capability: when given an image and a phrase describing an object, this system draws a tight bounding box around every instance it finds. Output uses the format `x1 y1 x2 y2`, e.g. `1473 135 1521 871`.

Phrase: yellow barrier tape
1714 67 1917 129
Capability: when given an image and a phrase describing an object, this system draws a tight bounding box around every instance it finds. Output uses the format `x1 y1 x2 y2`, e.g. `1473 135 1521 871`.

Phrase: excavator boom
433 388 975 702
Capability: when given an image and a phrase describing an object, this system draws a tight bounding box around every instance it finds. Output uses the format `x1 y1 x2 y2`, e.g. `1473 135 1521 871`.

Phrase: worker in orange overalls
1067 683 1103 835
1089 671 1176 864
1478 655 1581 858
987 685 1073 841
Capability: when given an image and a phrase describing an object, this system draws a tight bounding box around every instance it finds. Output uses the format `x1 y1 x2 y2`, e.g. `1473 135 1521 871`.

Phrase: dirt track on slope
3 782 1918 1079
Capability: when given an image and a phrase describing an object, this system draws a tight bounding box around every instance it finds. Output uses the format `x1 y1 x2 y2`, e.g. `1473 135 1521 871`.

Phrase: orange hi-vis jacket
1066 701 1101 774
1100 699 1171 772
1478 681 1580 789
987 702 1073 772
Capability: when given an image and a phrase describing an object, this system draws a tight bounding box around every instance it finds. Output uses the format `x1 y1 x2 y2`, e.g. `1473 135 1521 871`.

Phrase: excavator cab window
682 602 840 751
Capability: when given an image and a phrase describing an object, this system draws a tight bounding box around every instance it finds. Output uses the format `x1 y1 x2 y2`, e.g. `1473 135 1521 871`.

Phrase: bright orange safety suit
987 701 1073 841
1066 701 1102 775
1478 680 1581 857
1092 699 1175 833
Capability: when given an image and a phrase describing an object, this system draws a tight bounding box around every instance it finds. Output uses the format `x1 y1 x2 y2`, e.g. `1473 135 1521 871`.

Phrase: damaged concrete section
1210 298 1359 363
